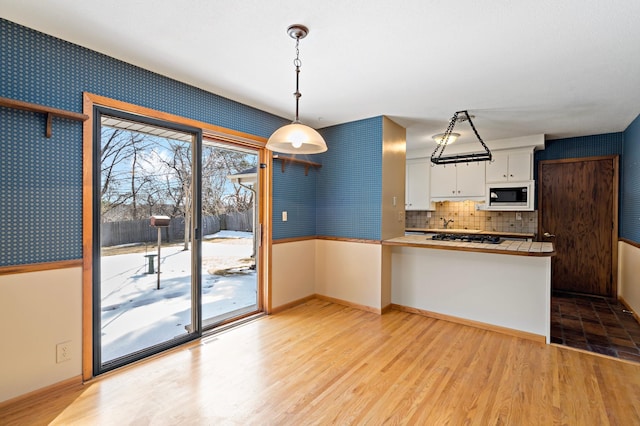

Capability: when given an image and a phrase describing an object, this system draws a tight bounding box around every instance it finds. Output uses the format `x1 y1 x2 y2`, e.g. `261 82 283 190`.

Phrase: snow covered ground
100 231 256 362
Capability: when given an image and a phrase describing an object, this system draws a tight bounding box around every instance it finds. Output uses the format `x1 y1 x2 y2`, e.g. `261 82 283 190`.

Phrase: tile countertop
406 228 536 239
385 235 554 257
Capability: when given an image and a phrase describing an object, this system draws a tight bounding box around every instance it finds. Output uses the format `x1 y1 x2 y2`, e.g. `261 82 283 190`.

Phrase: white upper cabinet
486 150 533 183
430 163 457 198
430 162 485 200
405 158 434 210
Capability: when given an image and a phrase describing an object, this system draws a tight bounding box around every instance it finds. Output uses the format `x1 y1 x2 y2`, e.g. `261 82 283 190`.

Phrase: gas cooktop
431 234 502 244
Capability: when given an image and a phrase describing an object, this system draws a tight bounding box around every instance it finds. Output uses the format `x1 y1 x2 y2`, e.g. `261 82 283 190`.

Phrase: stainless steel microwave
485 181 535 211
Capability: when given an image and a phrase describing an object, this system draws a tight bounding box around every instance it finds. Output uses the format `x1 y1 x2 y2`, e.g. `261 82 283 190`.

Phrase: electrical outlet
282 211 288 222
516 212 522 221
56 341 71 363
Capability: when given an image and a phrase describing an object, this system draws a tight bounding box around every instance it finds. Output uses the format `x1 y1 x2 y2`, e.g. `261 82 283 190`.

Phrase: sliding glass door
93 108 202 373
200 141 259 328
93 108 263 374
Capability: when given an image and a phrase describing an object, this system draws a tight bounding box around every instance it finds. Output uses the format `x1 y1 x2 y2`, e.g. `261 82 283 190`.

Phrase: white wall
391 246 550 339
619 241 640 314
271 240 316 309
315 240 382 310
0 267 82 403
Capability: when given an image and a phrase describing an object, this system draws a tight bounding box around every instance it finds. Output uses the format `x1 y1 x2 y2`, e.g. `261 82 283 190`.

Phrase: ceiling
2 0 640 151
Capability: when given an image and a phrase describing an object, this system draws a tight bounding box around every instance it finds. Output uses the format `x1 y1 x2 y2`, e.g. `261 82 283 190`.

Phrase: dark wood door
538 156 618 297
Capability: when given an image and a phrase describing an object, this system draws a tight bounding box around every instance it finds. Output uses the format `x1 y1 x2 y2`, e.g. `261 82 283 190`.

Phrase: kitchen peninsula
383 235 555 343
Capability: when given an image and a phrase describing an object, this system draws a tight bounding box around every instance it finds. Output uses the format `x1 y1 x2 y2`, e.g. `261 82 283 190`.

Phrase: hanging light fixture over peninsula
430 110 492 165
266 24 327 154
432 132 460 145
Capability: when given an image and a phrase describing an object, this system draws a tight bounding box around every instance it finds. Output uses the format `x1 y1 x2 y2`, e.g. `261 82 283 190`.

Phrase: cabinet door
507 152 532 181
486 152 509 183
406 159 432 210
430 164 457 198
456 162 486 197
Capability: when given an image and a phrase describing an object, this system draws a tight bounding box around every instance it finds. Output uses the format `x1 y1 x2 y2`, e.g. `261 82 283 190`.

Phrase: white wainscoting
0 267 82 403
271 240 316 309
619 240 640 316
315 240 383 311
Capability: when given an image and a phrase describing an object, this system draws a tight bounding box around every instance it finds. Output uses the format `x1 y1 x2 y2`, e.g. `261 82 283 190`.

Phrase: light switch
282 211 288 222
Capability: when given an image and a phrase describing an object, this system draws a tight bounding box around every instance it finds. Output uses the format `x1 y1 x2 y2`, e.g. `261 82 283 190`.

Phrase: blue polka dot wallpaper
0 18 387 267
0 18 287 267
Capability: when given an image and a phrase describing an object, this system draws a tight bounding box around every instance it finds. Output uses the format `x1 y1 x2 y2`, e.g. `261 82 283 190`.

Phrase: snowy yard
100 231 257 361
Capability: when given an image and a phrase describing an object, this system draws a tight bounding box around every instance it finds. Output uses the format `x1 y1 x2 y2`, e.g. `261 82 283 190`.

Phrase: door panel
94 108 202 373
538 157 618 297
200 141 260 328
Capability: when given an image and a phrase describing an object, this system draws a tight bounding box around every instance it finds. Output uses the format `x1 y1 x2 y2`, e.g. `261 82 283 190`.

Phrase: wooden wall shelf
273 155 322 176
0 96 89 138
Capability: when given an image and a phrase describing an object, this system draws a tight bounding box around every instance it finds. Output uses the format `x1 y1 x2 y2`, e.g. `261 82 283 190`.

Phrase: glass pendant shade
266 122 327 154
433 132 460 145
266 24 327 155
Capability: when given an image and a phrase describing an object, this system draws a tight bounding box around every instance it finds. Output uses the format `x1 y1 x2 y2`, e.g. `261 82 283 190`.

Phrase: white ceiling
2 0 640 151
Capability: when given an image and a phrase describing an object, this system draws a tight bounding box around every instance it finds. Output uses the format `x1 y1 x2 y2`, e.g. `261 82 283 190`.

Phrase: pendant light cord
293 37 302 124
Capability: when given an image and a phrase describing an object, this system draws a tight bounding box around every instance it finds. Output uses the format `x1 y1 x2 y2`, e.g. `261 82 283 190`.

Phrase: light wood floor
3 299 640 425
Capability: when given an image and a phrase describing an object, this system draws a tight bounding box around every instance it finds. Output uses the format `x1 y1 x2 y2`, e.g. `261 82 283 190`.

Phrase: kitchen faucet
442 218 454 229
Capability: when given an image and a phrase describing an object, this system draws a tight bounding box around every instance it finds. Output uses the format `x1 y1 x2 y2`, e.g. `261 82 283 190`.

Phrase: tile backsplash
406 201 538 234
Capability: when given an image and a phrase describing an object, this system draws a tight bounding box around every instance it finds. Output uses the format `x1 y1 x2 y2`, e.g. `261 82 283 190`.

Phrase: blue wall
622 114 640 242
0 19 287 267
316 117 383 240
271 160 317 239
535 133 624 162
270 116 384 241
3 18 638 263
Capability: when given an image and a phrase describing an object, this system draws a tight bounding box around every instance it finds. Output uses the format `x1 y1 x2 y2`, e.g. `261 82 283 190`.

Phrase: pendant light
266 25 328 154
432 132 460 145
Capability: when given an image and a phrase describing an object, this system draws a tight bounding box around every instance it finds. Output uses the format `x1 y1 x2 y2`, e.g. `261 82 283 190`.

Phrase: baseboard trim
0 375 83 410
381 304 393 314
314 294 383 315
272 294 391 316
270 295 316 314
390 303 547 344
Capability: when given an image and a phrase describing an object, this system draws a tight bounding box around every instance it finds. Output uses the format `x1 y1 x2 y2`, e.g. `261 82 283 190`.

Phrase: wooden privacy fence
101 211 253 247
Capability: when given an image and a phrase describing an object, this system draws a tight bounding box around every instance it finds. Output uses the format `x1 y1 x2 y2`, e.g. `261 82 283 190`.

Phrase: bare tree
100 127 153 221
100 125 257 246
153 139 193 250
201 147 254 215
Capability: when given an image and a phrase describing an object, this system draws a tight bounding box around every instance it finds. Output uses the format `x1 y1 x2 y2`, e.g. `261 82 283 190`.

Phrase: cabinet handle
509 174 514 177
452 190 455 194
503 174 507 178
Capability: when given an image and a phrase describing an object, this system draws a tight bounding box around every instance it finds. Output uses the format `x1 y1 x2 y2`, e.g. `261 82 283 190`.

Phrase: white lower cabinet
405 158 433 210
430 162 485 200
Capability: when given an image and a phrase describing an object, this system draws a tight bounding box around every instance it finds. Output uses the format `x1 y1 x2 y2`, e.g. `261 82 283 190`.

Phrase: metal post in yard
150 215 170 290
157 226 161 290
